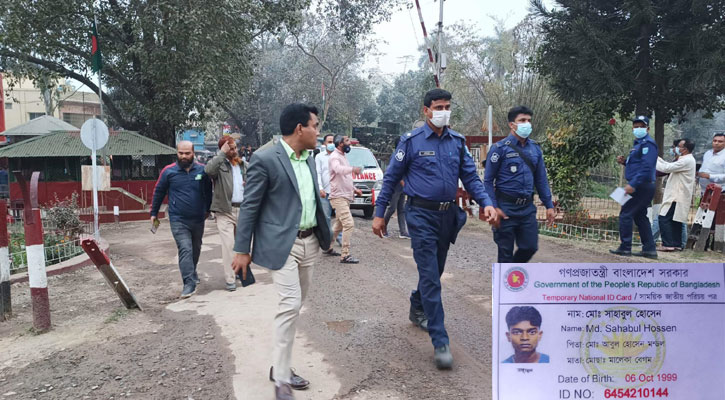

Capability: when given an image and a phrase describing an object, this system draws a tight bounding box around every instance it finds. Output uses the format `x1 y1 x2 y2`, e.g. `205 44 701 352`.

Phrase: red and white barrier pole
25 208 50 331
81 238 140 310
713 195 725 252
0 201 10 320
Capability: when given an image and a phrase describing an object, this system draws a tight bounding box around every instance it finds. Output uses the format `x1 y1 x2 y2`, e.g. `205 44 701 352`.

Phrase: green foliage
532 0 725 149
543 103 616 212
0 0 307 144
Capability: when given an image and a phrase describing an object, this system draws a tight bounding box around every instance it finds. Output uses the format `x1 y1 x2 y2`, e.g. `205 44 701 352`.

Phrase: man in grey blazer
232 103 331 400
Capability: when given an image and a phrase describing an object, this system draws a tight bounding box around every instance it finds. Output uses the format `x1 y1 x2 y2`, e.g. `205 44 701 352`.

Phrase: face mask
343 145 351 153
326 143 335 152
633 127 647 139
430 110 451 128
675 147 681 156
668 148 675 157
515 122 532 138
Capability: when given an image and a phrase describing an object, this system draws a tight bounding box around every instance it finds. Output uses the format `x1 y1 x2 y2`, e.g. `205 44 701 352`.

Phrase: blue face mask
675 147 681 156
516 122 532 138
633 127 648 139
326 143 335 152
668 148 675 157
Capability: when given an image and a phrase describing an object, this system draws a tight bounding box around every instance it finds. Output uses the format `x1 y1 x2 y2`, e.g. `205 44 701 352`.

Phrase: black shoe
609 248 632 256
323 248 341 257
633 250 658 259
180 283 196 299
434 345 453 369
269 367 309 390
409 306 429 332
340 255 359 264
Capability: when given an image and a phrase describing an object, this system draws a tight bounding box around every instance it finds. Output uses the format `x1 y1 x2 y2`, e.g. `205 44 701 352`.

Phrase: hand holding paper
609 187 632 206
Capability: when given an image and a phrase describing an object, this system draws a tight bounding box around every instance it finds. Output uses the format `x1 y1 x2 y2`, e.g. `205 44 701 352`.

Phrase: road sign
80 118 109 242
80 118 109 150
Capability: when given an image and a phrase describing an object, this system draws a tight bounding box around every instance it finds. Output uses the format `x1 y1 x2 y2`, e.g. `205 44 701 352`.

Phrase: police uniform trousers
492 201 538 263
618 182 656 252
405 202 465 348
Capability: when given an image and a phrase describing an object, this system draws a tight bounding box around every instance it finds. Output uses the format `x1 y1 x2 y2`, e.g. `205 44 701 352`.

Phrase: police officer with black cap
610 115 658 259
484 105 556 263
372 88 497 370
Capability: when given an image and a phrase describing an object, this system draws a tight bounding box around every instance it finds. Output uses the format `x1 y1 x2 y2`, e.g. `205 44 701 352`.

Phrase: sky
365 0 548 78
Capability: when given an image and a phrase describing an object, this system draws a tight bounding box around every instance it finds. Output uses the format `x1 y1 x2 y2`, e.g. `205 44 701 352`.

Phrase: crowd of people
149 89 724 400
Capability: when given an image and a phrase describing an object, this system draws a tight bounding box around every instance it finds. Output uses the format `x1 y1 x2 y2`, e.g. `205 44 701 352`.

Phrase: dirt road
0 213 690 399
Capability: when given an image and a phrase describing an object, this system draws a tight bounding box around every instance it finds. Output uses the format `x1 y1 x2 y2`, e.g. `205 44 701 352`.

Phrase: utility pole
437 0 446 87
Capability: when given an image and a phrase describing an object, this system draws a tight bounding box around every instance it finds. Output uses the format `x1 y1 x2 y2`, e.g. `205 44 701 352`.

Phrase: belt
231 202 242 207
409 197 455 211
496 191 533 205
297 229 314 239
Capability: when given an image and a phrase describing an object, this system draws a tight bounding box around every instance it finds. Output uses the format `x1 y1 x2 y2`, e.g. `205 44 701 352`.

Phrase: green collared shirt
281 139 317 230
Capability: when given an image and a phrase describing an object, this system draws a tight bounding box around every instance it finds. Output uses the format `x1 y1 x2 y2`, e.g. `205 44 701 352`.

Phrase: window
4 103 11 110
28 112 45 120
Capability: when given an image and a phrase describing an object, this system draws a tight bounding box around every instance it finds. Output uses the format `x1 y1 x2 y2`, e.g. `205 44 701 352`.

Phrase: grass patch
105 308 130 324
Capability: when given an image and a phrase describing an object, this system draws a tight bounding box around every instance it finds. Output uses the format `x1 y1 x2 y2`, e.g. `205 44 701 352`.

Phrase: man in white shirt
315 134 339 256
697 132 725 194
205 136 245 291
656 139 696 251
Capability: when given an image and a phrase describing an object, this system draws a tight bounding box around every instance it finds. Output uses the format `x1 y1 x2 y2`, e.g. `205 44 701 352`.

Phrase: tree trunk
256 98 264 147
652 108 666 204
654 109 665 157
634 22 652 117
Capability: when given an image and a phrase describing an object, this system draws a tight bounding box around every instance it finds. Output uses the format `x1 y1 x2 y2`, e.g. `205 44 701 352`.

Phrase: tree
292 19 370 130
532 0 725 153
437 21 560 137
375 70 434 130
0 0 306 144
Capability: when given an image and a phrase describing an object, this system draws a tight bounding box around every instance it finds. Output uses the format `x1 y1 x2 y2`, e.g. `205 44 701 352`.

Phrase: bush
542 102 617 212
44 193 83 240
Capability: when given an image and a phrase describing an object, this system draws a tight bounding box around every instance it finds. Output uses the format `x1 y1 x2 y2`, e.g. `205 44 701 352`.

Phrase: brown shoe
275 383 295 400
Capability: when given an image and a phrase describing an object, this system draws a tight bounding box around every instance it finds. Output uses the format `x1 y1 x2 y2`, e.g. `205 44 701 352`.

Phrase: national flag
91 19 102 72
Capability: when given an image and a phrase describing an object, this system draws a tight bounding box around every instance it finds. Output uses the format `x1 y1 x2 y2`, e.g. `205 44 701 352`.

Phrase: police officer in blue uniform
484 106 556 263
372 89 496 370
610 116 658 259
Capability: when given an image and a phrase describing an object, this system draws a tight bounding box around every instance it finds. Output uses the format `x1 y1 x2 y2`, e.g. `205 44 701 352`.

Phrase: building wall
1 76 62 130
9 179 163 211
1 74 101 131
59 91 101 128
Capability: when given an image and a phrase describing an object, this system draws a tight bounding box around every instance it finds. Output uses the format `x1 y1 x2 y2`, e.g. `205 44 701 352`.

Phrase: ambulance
347 143 384 219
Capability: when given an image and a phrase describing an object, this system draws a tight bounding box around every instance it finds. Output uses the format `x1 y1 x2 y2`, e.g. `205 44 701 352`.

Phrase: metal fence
8 214 94 274
533 173 702 244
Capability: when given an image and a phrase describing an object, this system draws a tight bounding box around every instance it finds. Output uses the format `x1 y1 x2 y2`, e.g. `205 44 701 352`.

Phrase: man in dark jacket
151 140 212 298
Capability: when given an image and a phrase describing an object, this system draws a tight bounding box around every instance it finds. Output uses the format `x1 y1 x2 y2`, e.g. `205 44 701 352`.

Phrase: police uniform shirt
483 134 554 209
625 135 658 188
374 123 493 218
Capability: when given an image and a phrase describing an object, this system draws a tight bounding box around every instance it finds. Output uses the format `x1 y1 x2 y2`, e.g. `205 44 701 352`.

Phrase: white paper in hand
610 187 632 206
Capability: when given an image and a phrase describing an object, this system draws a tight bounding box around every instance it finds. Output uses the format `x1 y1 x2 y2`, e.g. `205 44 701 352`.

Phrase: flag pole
94 15 104 121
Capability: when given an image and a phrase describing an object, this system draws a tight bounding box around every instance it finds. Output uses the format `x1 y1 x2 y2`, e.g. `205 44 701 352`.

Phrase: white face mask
430 110 451 128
